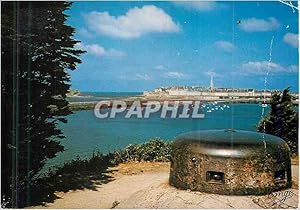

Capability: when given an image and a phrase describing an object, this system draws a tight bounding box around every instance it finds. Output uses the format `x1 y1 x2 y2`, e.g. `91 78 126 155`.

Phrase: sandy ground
33 162 299 209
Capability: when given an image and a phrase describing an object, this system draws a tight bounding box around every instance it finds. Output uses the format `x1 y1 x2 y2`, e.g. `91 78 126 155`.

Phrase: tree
258 88 298 154
1 2 85 207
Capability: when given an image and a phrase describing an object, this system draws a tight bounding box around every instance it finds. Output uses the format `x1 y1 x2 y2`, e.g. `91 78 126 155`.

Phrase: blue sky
66 1 299 92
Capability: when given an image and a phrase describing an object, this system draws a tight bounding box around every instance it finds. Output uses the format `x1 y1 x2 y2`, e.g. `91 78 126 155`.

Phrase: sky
66 1 299 92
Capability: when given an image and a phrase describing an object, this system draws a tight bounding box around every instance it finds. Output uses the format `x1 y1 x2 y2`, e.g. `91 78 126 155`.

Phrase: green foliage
4 139 172 207
1 2 84 207
111 138 172 164
258 88 298 154
50 152 111 176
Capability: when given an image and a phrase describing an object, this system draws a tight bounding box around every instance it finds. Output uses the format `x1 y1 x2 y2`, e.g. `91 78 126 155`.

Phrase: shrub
111 138 172 164
2 139 172 207
258 88 298 154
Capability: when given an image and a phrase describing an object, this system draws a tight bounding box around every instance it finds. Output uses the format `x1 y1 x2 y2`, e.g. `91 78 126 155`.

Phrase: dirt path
33 162 299 209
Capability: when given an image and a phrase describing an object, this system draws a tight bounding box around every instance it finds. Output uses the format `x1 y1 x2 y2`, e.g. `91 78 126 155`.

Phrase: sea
45 92 270 169
67 92 143 102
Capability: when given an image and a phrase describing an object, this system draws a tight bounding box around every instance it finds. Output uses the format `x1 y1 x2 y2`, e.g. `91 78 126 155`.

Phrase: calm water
67 92 143 102
46 101 269 168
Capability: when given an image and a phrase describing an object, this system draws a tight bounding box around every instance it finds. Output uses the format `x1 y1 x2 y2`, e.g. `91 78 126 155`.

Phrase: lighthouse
210 74 214 91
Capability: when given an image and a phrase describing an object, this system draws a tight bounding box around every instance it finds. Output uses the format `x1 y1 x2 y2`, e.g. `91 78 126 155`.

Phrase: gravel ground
33 162 299 209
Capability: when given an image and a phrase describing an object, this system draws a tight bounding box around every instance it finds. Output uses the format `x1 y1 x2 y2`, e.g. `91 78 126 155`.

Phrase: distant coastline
66 88 299 111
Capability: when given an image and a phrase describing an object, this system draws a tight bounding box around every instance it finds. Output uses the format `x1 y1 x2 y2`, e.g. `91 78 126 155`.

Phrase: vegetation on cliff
0 139 171 207
258 88 298 154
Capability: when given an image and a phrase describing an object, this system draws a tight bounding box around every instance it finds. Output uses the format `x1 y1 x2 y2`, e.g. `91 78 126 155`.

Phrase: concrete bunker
169 129 292 195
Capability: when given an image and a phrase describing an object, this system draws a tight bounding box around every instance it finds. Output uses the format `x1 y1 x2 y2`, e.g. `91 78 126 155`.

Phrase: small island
66 89 88 97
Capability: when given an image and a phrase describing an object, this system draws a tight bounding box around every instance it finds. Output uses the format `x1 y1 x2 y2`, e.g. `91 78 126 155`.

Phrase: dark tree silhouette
1 2 85 207
258 88 298 155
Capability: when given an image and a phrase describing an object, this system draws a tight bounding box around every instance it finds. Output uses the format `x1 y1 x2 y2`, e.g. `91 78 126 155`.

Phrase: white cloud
205 70 217 77
77 28 94 38
287 65 299 72
238 17 280 32
242 61 298 74
214 40 235 53
75 43 125 57
163 71 187 79
283 33 298 48
155 65 167 70
119 73 152 81
173 1 217 11
85 5 180 39
135 73 151 81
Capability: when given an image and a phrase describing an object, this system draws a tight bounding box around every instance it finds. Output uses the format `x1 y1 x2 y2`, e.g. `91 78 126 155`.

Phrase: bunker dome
169 129 292 195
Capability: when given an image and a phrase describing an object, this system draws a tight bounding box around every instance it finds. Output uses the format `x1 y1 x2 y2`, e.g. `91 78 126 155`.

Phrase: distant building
210 74 214 91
